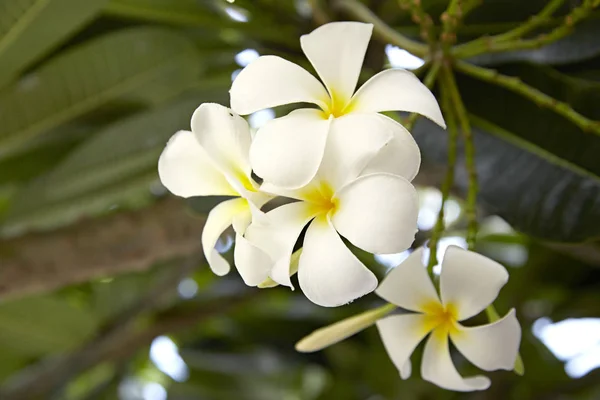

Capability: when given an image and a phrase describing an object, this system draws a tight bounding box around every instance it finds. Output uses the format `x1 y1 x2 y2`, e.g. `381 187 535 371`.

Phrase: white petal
400 360 412 380
202 198 248 276
298 216 377 307
250 109 331 189
296 303 395 353
451 309 521 371
375 248 440 312
440 246 509 320
349 69 446 128
318 113 393 189
421 330 491 392
229 55 329 115
331 173 419 254
233 233 272 286
376 314 431 378
361 115 421 181
190 103 255 193
300 22 373 108
248 201 318 288
158 130 237 198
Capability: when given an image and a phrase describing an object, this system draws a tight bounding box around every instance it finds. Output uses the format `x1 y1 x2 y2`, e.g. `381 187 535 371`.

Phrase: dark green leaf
0 0 108 88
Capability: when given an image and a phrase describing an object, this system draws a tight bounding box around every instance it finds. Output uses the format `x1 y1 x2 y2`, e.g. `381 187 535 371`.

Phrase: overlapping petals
244 122 420 307
158 103 271 281
230 21 444 188
375 247 521 392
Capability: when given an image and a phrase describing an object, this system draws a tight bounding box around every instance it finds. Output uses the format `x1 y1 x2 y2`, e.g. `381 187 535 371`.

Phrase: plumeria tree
0 0 599 399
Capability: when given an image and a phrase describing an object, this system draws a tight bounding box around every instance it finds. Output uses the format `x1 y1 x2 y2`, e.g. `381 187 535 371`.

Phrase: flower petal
349 69 446 128
229 55 329 115
298 216 377 307
421 330 491 392
318 113 393 189
376 314 431 378
451 309 521 371
247 201 318 288
191 103 255 193
375 248 440 312
440 246 509 320
250 109 331 189
331 173 419 254
158 130 237 198
300 22 373 108
233 233 272 286
202 198 248 276
400 360 412 380
361 115 421 181
296 303 395 353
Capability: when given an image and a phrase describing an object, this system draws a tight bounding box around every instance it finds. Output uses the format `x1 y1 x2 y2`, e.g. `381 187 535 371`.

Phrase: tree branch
334 0 428 57
0 198 206 300
454 0 599 59
454 60 600 136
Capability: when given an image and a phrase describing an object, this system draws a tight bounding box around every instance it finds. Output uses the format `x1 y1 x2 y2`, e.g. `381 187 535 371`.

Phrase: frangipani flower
241 113 421 307
230 21 445 189
376 246 521 391
158 103 272 286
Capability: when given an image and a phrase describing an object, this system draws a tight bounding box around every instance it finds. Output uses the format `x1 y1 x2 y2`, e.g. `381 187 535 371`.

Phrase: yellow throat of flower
303 181 339 217
421 301 460 336
321 91 354 119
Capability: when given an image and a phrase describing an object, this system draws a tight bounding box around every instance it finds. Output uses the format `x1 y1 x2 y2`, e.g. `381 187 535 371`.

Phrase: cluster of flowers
158 22 521 392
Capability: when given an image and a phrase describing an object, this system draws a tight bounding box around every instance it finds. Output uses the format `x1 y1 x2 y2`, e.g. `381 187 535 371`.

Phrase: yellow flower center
421 301 460 336
301 181 339 217
320 90 353 119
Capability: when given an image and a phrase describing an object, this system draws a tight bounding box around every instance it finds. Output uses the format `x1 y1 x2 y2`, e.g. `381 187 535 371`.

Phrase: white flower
230 21 445 189
241 114 421 307
376 246 521 391
158 103 272 286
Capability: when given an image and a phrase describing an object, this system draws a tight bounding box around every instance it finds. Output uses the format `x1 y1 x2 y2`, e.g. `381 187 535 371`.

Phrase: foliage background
0 0 599 399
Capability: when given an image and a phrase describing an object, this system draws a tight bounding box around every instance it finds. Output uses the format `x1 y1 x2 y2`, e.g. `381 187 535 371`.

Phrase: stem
440 0 482 48
454 0 599 59
308 0 330 25
398 0 436 47
403 61 441 130
427 83 458 273
334 0 428 57
489 0 565 42
441 66 478 249
454 60 600 136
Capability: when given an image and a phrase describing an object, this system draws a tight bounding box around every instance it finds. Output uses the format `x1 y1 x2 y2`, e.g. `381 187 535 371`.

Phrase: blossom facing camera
230 21 445 189
240 115 421 307
376 246 521 392
158 103 272 286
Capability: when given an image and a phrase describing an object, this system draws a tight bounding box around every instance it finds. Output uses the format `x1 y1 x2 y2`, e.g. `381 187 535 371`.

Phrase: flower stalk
334 0 429 57
440 65 478 249
427 80 458 274
454 60 600 136
454 0 600 59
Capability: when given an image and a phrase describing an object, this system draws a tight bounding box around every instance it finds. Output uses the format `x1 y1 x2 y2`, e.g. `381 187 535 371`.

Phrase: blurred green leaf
0 26 202 159
0 93 219 235
0 0 108 89
0 295 98 356
416 63 600 242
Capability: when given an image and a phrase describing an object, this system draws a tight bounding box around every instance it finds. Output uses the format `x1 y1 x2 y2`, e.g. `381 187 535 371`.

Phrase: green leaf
0 295 98 356
0 0 108 89
0 27 202 160
415 64 600 242
0 92 219 235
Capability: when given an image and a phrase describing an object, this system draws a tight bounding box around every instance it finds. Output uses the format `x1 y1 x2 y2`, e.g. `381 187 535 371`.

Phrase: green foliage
0 295 98 356
0 0 109 89
0 0 599 399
